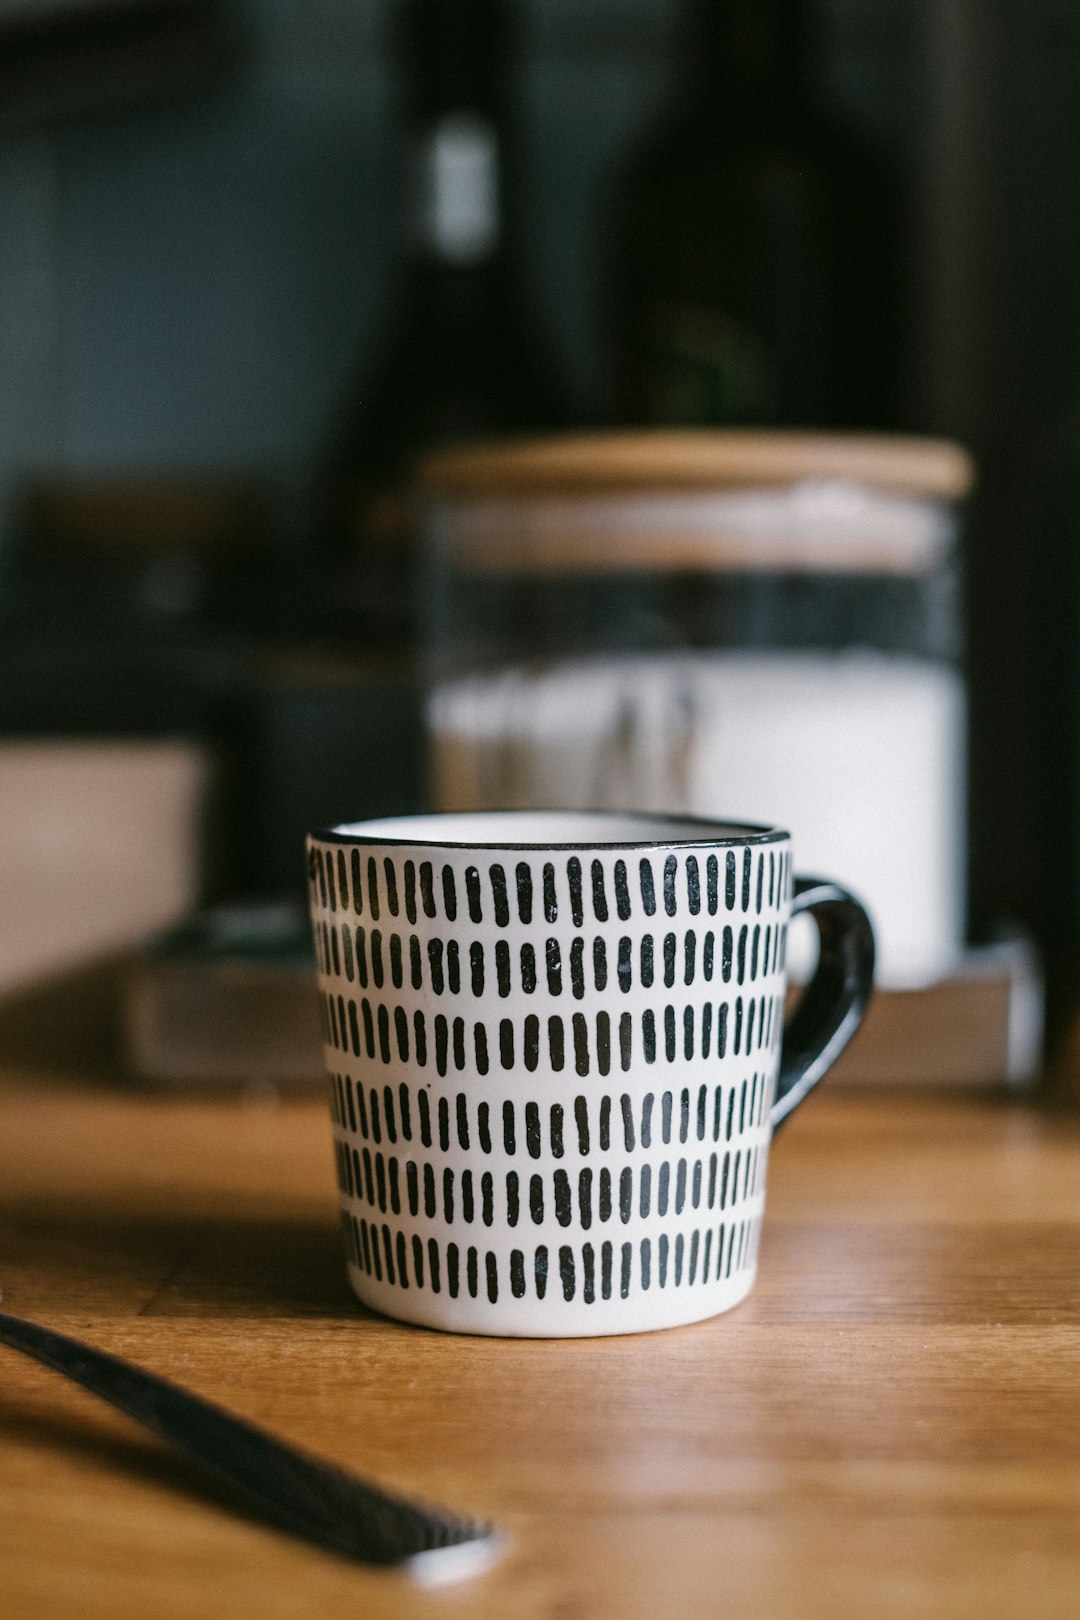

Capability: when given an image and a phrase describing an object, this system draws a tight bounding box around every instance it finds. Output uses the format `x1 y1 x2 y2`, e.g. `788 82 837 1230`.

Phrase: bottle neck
395 0 514 275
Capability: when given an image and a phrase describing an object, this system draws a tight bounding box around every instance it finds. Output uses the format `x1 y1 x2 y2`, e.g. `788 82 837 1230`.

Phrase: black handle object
772 876 875 1131
0 1309 500 1582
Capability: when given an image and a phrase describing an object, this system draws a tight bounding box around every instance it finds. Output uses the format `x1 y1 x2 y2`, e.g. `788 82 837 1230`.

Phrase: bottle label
413 113 499 264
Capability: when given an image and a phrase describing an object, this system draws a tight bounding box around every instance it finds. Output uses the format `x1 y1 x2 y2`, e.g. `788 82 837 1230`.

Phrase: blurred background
0 0 1077 1089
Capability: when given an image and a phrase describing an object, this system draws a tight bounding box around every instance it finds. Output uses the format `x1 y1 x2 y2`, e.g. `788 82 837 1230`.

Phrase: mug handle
772 876 876 1132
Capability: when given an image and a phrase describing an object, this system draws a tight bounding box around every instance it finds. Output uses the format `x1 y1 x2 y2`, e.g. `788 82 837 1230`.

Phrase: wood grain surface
1 1071 1079 1619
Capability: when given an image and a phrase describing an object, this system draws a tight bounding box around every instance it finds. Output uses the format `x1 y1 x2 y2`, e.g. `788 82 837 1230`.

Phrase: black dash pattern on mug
309 843 790 933
312 928 788 1051
332 1085 772 1216
317 991 785 1080
340 1214 764 1303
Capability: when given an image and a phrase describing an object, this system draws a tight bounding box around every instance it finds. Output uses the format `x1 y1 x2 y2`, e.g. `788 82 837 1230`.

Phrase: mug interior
322 809 786 848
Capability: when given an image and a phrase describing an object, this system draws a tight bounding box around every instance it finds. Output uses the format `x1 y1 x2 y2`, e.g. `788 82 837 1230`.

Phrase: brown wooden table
2 1070 1080 1619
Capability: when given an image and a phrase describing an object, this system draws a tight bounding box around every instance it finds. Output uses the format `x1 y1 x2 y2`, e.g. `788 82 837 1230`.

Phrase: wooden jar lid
420 430 975 502
420 431 974 576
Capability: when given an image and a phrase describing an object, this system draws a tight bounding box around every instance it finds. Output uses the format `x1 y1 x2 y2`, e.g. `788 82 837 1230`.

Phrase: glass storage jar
419 431 974 987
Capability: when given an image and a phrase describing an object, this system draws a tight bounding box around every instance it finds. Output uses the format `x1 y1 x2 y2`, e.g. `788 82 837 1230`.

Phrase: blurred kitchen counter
1 1067 1079 1618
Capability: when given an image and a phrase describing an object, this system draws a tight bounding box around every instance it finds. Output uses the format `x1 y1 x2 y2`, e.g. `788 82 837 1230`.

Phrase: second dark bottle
605 0 906 432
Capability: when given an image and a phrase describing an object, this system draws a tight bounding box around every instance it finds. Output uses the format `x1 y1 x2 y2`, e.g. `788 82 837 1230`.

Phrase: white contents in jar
428 651 966 988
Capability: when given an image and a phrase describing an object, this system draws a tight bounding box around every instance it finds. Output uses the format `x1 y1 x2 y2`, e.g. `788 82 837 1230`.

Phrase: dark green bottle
317 0 571 643
606 0 905 431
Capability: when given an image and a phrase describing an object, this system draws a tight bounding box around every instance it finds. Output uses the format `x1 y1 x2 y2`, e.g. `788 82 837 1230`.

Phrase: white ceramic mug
307 811 873 1337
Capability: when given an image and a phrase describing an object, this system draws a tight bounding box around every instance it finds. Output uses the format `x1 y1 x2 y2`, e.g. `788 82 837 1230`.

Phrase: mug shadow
0 954 362 1321
1 1205 366 1321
